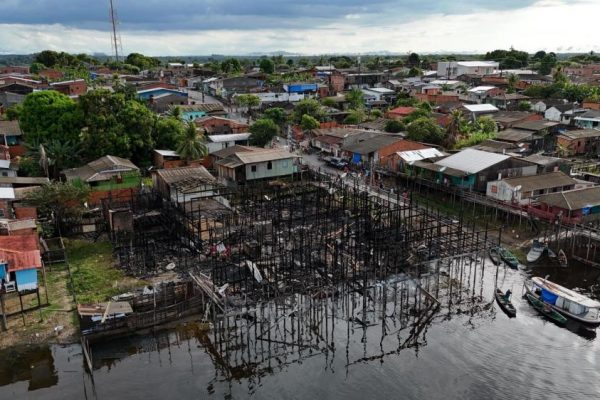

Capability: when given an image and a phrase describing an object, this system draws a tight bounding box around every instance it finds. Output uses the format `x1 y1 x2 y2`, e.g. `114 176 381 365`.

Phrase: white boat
526 239 545 263
526 277 600 326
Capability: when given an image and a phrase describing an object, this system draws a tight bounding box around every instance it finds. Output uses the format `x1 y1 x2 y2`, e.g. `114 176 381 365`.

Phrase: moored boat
489 246 501 265
525 292 567 325
498 246 519 269
495 288 516 317
526 239 545 263
526 277 600 326
558 249 568 268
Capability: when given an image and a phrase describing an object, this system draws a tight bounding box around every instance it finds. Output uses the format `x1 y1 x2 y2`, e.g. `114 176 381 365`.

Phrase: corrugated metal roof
495 171 576 192
496 129 536 142
208 133 250 143
234 149 298 164
156 166 216 185
0 187 15 199
397 148 444 162
342 135 402 155
538 186 600 211
463 104 499 113
0 120 22 136
435 148 510 174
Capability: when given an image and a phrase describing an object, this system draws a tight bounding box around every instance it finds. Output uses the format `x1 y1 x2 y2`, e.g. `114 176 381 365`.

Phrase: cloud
0 0 597 55
0 0 535 31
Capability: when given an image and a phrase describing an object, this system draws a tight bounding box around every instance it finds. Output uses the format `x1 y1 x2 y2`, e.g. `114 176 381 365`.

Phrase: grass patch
67 240 125 303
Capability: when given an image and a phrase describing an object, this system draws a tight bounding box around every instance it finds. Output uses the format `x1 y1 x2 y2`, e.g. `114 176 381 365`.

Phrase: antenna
108 0 123 62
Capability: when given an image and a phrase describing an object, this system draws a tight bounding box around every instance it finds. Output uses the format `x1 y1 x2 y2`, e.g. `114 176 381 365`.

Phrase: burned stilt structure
103 177 493 308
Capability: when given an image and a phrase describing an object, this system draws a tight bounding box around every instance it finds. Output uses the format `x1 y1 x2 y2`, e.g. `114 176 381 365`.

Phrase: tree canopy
249 119 279 147
406 118 444 144
20 91 82 144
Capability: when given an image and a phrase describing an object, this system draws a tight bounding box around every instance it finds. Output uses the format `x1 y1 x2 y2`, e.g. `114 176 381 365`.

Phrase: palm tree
45 140 82 178
168 105 182 119
444 109 467 149
507 74 518 94
176 122 208 164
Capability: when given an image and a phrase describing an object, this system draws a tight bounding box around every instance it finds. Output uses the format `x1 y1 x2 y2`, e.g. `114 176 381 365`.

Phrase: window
251 165 257 172
1 172 7 177
267 161 273 170
0 209 5 218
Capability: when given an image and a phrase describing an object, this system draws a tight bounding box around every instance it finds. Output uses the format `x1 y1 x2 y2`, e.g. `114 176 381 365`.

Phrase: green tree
221 58 242 74
300 114 320 131
370 109 383 118
20 91 82 144
403 108 431 125
78 89 157 166
444 109 467 149
34 50 60 67
249 118 279 147
408 67 422 77
24 181 90 234
343 109 365 125
407 52 420 68
538 54 557 75
406 117 444 144
518 101 532 111
384 120 405 133
176 122 208 164
507 74 518 94
30 62 46 74
321 97 337 108
263 107 287 128
125 52 161 70
44 140 82 179
345 88 365 110
154 117 186 150
473 116 498 134
259 59 275 74
293 98 324 123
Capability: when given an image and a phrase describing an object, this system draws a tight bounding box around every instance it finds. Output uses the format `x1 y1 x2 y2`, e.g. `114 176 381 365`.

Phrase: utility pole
109 0 122 63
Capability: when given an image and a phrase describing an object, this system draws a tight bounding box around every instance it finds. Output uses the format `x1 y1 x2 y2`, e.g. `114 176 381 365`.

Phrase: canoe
498 246 519 269
495 288 516 317
489 247 501 266
525 292 567 326
526 239 545 263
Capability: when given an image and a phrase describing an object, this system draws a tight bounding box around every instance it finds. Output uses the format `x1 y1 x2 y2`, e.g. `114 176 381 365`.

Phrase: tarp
0 263 6 281
15 268 37 291
541 288 558 304
352 153 362 164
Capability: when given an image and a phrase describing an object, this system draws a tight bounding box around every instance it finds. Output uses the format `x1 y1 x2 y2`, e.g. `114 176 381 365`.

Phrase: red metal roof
388 107 416 116
0 234 41 271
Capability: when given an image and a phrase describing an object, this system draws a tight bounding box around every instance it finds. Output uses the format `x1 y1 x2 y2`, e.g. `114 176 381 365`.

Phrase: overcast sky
0 0 598 55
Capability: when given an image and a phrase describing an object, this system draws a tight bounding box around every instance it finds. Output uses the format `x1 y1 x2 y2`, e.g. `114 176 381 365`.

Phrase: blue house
171 103 227 121
137 88 188 101
0 235 42 294
284 83 318 95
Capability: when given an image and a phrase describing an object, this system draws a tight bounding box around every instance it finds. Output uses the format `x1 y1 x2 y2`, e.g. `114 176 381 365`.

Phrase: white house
486 171 577 205
361 87 396 103
437 61 499 79
206 133 251 154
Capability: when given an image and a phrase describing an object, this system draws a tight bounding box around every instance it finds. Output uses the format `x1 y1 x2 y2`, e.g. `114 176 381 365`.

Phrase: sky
0 0 599 55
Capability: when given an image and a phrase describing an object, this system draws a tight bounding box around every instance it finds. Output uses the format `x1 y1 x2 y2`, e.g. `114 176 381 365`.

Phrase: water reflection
0 345 58 391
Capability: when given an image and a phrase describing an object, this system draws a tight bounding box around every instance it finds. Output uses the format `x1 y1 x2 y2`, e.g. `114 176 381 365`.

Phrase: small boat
526 277 600 326
495 288 516 317
525 292 567 325
558 249 568 268
497 246 519 269
526 239 545 263
489 246 501 265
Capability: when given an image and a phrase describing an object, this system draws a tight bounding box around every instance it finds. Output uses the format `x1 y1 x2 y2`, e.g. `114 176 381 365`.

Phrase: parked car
327 157 348 169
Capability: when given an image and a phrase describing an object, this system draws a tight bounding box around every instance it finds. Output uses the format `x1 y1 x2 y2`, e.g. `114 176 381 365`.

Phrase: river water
1 258 600 400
